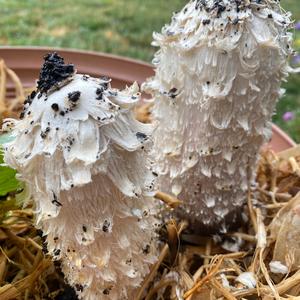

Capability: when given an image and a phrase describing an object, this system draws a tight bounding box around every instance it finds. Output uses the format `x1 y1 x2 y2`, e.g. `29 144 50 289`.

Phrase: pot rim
0 45 153 68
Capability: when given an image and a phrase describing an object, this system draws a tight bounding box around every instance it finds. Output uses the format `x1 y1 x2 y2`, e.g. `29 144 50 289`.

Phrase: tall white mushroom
3 53 159 299
143 0 295 233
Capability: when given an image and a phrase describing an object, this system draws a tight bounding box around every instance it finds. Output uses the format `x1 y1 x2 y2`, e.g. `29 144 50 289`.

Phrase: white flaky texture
143 0 294 233
3 68 159 299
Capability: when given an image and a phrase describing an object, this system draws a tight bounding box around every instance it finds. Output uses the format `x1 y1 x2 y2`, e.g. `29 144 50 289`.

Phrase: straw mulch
1 60 300 300
0 196 75 300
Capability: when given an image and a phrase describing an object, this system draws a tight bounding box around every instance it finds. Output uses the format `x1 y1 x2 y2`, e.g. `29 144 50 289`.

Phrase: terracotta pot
0 46 296 152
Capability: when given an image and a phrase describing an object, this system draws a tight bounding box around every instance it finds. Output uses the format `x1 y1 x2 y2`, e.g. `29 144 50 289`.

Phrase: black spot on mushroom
102 220 110 232
143 244 150 254
53 249 61 256
99 76 110 89
103 289 110 295
19 111 25 119
24 97 32 106
68 91 81 102
67 136 75 146
75 284 84 292
109 91 118 97
51 103 59 112
42 242 48 254
96 87 104 99
51 192 62 207
30 90 37 99
168 87 178 99
82 75 89 81
136 132 148 141
103 286 113 295
40 127 50 139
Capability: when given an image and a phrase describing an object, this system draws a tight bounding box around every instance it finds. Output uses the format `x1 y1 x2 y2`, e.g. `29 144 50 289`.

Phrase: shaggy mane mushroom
3 53 159 299
143 0 296 233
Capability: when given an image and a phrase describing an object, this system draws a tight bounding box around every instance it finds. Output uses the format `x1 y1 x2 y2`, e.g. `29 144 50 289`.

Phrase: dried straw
0 59 26 121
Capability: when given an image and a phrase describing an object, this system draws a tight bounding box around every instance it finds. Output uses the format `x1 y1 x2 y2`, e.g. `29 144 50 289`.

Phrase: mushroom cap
4 72 155 196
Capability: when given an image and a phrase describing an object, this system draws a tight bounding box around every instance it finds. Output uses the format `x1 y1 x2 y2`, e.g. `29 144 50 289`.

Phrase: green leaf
0 154 20 196
0 134 19 196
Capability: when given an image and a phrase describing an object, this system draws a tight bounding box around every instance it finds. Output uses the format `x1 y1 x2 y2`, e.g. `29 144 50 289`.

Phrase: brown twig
155 191 183 209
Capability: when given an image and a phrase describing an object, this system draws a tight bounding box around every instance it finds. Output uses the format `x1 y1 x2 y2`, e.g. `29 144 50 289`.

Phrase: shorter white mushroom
3 53 159 300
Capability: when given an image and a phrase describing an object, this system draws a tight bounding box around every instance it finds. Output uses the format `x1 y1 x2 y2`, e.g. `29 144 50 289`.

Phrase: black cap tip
37 52 75 94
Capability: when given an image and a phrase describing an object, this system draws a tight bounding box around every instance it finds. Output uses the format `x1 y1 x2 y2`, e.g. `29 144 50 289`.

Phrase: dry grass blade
166 220 180 266
0 196 72 299
0 60 8 114
259 248 280 300
144 279 177 300
0 58 28 120
183 256 224 299
248 189 258 233
5 67 25 109
211 278 237 300
135 244 170 300
155 191 183 209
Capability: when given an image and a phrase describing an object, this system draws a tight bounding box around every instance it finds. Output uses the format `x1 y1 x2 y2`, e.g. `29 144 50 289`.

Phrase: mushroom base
175 204 246 235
